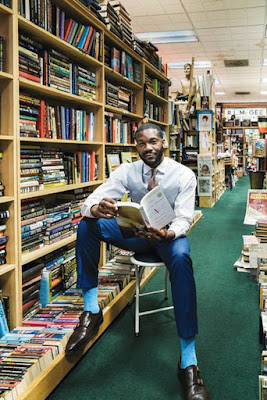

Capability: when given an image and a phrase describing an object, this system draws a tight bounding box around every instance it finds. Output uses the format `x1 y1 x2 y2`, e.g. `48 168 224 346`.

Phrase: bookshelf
0 0 170 398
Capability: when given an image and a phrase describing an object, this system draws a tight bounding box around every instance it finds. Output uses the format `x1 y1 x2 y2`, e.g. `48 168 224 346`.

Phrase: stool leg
135 264 140 337
164 268 168 300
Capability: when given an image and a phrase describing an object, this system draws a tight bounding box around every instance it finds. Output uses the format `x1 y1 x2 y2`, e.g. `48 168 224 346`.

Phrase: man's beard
139 147 164 167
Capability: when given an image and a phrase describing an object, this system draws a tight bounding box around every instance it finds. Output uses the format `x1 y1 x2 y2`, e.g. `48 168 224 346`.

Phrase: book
115 186 175 238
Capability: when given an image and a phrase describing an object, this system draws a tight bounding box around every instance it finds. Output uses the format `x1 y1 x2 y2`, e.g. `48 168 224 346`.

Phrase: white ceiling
119 0 267 103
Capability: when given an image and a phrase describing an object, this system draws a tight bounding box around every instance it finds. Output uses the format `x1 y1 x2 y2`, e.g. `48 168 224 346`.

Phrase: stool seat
130 252 165 267
131 251 174 336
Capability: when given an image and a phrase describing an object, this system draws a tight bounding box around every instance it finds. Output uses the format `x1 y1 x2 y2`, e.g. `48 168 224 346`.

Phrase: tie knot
151 168 157 178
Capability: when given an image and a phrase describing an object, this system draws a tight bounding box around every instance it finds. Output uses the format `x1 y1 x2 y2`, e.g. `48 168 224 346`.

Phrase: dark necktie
147 168 158 191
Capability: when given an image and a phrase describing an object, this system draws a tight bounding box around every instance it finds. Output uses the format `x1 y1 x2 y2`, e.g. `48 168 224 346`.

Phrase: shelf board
21 233 77 266
0 135 14 140
104 66 142 91
223 126 258 129
19 78 103 109
145 90 168 105
20 180 104 200
170 149 180 152
0 3 12 15
105 142 135 147
0 196 14 203
0 264 16 275
18 15 102 70
105 105 142 119
20 137 103 146
16 268 157 400
0 71 13 80
148 118 168 127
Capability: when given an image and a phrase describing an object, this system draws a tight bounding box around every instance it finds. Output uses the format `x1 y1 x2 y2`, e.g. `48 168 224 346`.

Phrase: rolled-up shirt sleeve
81 163 130 218
168 172 196 239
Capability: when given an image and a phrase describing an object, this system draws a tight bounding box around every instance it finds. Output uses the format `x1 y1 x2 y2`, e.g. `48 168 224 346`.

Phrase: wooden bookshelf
2 0 170 397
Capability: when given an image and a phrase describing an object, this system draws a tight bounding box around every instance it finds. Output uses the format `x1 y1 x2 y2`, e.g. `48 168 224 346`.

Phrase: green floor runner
48 176 261 400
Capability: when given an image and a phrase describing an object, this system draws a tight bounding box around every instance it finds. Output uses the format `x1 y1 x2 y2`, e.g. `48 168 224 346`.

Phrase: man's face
135 129 165 168
184 64 191 77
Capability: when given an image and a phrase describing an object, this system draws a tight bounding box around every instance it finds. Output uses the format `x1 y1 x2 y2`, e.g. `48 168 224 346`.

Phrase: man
66 123 210 400
181 63 197 97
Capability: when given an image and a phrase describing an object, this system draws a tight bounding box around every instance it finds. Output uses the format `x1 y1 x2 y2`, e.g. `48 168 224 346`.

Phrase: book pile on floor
255 220 267 243
233 235 261 274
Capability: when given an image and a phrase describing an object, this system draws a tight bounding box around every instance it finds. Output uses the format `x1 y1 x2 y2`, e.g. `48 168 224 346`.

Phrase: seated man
66 123 210 400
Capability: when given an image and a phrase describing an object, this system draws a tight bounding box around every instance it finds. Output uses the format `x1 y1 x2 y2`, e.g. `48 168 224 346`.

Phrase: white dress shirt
81 157 196 239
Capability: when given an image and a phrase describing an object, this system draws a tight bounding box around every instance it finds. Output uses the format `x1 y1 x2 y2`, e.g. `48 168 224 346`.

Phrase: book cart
0 0 181 398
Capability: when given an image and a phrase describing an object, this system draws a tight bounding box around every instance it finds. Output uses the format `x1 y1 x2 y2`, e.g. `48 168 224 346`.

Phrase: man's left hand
135 226 175 244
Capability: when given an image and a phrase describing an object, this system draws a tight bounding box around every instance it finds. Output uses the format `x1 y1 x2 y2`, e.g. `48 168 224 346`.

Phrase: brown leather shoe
178 364 210 400
65 309 103 354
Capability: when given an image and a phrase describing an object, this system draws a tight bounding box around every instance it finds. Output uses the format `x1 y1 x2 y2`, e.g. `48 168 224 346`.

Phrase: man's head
135 123 165 168
184 63 191 77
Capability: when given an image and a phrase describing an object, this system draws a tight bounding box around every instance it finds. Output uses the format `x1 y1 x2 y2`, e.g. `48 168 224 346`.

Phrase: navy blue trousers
76 217 198 338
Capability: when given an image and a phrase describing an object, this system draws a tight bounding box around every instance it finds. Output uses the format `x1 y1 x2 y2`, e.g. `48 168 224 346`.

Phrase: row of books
0 36 5 72
18 1 102 61
183 133 199 148
19 35 97 99
20 93 95 141
104 44 141 85
104 111 136 144
105 81 134 112
20 146 99 194
145 74 165 98
144 99 166 123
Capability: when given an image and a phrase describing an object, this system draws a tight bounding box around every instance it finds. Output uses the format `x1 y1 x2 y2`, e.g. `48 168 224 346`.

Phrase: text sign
224 108 266 121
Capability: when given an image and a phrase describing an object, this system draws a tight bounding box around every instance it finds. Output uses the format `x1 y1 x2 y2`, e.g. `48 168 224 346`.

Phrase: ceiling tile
160 3 185 13
202 0 224 10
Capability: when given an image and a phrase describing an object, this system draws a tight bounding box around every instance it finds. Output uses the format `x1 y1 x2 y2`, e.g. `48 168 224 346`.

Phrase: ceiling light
260 91 267 94
215 92 225 95
263 59 267 66
167 61 212 69
135 30 198 44
262 78 267 83
215 78 220 85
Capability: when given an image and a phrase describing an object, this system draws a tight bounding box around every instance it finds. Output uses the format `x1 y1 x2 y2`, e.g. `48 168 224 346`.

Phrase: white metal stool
130 252 174 336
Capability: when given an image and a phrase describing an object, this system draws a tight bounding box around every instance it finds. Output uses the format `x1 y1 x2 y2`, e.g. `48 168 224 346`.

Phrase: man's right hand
91 198 118 219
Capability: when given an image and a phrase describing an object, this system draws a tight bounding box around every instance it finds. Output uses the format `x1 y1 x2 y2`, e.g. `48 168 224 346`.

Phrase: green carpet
48 176 261 400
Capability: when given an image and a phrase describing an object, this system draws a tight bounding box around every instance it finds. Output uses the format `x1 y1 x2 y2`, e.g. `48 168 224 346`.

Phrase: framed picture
106 153 121 176
197 110 213 131
198 177 212 196
197 154 213 177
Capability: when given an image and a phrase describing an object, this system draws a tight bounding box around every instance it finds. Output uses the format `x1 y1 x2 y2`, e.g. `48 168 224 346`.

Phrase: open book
115 186 175 238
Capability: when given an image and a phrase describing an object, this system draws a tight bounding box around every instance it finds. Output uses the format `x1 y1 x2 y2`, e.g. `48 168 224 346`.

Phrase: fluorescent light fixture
260 91 267 94
168 61 212 69
262 78 267 83
215 92 225 95
135 30 198 44
214 78 220 85
263 59 267 66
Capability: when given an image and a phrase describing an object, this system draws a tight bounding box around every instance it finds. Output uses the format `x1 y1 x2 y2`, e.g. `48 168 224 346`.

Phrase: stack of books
19 94 40 138
72 65 96 101
41 149 67 190
44 202 73 245
22 261 45 318
105 81 134 112
99 1 122 40
20 146 43 194
43 50 71 93
19 34 42 83
255 219 267 243
112 2 133 48
0 210 9 266
132 35 145 58
21 198 46 254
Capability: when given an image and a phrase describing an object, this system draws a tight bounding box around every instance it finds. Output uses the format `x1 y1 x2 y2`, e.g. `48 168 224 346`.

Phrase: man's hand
91 198 118 219
135 225 175 244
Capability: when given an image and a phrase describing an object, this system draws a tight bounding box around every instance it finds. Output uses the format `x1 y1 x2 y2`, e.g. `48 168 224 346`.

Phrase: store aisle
48 176 261 400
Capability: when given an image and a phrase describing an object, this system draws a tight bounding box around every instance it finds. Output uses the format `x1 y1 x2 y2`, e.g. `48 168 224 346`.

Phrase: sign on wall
224 108 266 121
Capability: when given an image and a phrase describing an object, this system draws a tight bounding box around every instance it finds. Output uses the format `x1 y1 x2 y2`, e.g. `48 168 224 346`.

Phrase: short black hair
135 123 163 140
184 63 191 69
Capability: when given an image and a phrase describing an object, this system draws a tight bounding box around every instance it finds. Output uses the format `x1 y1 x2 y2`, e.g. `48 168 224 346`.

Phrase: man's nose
144 143 153 151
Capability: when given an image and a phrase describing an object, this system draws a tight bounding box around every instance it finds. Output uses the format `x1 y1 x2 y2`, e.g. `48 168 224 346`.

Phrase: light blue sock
82 287 100 314
180 336 197 369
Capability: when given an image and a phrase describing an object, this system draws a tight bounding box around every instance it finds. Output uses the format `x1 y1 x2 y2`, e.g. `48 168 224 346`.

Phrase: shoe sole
65 316 104 354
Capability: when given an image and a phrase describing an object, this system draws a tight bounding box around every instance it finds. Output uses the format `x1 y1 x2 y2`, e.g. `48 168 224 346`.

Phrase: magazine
115 186 175 238
244 190 267 225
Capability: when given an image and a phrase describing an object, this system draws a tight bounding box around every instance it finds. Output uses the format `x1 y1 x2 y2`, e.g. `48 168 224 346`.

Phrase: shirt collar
143 157 167 175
